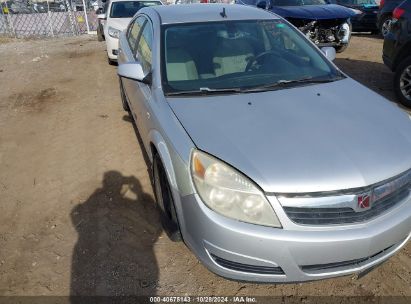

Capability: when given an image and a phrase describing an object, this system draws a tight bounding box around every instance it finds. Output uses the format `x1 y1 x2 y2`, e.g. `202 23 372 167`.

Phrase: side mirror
321 47 336 61
256 1 267 9
118 62 151 85
96 7 102 14
97 13 106 20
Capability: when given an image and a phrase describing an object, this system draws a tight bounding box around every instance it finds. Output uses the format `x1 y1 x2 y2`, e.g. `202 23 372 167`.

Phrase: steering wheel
245 50 281 72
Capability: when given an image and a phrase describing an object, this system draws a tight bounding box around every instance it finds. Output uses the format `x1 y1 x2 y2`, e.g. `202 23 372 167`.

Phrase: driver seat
213 31 254 77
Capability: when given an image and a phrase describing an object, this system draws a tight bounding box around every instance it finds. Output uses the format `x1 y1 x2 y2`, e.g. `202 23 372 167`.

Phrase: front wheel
379 15 393 37
97 24 104 42
394 56 411 108
335 44 349 53
153 154 182 242
107 56 116 66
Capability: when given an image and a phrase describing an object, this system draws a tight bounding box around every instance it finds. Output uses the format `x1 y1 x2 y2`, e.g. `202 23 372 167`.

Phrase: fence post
46 0 55 37
81 0 90 34
64 0 77 35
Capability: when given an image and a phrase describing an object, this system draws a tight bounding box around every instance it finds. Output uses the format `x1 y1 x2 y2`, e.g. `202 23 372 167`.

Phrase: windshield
271 0 327 6
110 1 160 18
162 20 341 94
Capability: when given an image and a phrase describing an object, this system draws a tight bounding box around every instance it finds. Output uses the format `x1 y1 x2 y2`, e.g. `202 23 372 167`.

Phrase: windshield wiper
166 87 242 96
243 77 342 93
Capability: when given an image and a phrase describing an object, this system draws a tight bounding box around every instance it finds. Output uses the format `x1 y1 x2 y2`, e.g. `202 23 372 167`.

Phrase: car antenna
220 7 227 18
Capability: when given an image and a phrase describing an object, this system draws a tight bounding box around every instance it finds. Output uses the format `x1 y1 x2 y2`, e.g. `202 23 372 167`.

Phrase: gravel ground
0 34 410 298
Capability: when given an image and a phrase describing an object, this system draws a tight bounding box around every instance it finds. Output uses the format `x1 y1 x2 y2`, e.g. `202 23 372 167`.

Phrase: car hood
107 18 132 31
270 4 355 20
168 78 411 194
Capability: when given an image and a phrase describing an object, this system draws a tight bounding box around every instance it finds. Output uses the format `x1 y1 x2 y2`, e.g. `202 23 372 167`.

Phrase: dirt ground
0 34 410 297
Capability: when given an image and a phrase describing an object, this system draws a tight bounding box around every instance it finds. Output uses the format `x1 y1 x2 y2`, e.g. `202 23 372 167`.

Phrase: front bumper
180 192 411 282
105 36 119 60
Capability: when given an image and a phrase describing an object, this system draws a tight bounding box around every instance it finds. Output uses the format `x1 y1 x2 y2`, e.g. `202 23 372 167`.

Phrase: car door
131 17 155 151
121 15 154 151
120 16 146 114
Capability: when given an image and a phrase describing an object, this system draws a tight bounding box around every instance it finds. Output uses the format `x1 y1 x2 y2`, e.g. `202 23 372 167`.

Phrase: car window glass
136 20 153 75
162 20 338 93
110 1 161 18
127 16 145 55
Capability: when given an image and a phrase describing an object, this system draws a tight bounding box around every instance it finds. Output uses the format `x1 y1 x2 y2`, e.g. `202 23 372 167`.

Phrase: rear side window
136 20 153 74
127 16 146 55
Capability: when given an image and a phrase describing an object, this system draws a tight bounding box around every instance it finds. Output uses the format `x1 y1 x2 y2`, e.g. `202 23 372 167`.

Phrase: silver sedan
117 4 411 282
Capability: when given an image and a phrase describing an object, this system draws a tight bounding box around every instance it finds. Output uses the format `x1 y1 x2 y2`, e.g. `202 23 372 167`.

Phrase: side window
136 20 153 75
127 16 146 55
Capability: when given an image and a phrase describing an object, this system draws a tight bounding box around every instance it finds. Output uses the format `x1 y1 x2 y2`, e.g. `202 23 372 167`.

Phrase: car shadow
122 113 153 180
70 170 161 297
351 32 382 39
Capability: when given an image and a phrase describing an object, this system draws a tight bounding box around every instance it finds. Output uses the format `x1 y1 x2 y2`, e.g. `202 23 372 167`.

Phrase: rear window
110 1 161 18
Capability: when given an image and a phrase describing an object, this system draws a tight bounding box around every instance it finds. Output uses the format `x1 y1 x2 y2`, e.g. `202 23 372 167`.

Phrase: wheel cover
381 18 392 37
400 65 411 101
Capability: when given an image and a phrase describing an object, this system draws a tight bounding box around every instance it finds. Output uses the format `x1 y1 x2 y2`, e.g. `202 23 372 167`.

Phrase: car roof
142 4 279 24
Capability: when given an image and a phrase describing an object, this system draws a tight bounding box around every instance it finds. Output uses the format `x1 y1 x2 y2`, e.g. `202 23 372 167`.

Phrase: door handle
146 112 150 119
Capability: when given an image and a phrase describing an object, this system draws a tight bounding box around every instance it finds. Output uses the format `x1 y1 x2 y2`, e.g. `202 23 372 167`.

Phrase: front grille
210 254 284 275
284 187 409 225
301 244 395 273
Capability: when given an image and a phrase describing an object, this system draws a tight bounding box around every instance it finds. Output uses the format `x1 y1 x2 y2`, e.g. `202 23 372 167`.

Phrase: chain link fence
0 0 98 38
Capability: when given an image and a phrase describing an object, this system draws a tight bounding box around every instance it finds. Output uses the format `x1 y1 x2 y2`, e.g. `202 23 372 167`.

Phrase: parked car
8 1 34 14
237 0 356 53
96 3 108 42
48 1 66 12
99 0 162 64
378 0 404 36
328 0 380 33
33 2 48 13
176 0 234 3
117 4 411 283
383 0 411 107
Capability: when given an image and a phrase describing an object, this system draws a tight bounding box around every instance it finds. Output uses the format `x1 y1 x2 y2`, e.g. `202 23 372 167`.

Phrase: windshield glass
162 20 341 94
110 1 160 18
271 0 327 6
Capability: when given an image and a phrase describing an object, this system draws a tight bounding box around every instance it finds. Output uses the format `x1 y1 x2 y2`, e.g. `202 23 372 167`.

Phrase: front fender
148 129 195 237
149 129 178 191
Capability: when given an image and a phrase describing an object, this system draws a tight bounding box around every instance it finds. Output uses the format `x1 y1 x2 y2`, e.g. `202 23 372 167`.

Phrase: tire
119 78 130 112
335 43 349 53
107 56 116 66
97 24 104 42
153 154 182 242
394 56 411 108
379 15 393 37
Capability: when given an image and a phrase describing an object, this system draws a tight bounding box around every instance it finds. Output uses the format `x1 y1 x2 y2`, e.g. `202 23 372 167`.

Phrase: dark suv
378 0 404 36
383 0 411 107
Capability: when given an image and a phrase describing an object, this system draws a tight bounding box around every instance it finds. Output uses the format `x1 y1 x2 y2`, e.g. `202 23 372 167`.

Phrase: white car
100 0 162 65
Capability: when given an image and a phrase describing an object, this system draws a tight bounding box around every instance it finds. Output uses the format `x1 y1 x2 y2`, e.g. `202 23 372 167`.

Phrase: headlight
190 150 282 228
351 8 363 15
108 26 120 39
338 22 351 43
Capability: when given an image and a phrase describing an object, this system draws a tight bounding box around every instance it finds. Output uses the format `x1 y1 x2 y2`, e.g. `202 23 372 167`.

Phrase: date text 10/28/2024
149 296 257 303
